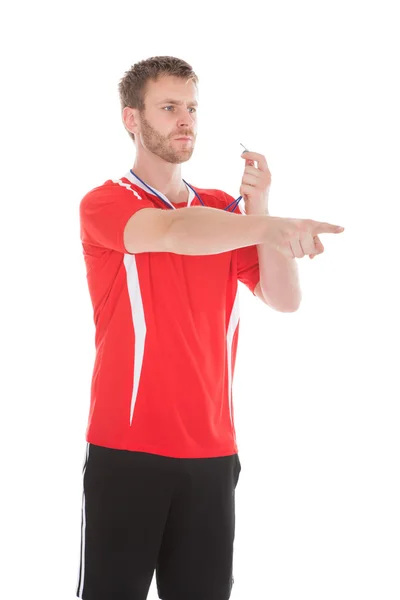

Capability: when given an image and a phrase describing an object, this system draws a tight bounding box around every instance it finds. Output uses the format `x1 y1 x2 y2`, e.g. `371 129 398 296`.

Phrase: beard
138 112 195 164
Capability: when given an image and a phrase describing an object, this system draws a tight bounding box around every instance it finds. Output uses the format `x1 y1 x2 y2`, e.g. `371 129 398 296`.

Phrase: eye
163 106 197 113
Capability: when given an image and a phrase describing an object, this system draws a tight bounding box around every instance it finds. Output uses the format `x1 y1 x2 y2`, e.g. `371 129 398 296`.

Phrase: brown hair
118 56 199 142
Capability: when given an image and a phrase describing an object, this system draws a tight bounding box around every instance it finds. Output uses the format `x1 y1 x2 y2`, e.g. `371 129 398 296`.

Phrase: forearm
247 201 301 311
257 243 301 311
166 206 271 255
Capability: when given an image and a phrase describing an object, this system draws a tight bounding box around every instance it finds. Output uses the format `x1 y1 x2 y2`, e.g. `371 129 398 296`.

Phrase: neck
132 151 186 204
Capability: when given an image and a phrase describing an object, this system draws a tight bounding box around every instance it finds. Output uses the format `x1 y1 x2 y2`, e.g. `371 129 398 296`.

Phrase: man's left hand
240 151 271 215
240 150 324 259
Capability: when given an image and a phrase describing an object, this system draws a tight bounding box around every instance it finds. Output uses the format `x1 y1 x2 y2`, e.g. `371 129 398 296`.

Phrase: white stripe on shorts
76 443 90 598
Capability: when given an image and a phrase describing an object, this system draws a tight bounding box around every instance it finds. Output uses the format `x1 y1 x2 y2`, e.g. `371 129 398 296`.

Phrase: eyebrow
157 99 198 107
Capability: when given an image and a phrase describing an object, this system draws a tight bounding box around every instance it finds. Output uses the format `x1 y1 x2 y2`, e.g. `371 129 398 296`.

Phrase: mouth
174 137 193 141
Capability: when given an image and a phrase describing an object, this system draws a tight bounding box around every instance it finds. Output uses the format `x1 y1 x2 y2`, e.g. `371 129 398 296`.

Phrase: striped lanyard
130 170 242 213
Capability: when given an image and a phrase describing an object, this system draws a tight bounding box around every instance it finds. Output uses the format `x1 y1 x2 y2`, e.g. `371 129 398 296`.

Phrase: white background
1 1 399 599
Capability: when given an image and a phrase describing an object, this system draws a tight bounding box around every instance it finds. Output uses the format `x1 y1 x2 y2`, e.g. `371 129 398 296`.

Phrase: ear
122 106 140 137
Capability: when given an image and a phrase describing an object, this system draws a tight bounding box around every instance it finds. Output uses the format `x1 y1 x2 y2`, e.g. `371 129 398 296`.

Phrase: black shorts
76 443 242 600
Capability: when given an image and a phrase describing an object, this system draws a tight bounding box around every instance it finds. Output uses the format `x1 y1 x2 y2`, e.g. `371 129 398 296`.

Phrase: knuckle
298 221 308 233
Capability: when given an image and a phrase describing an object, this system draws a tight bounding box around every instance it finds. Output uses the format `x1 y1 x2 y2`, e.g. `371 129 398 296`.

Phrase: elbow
163 212 179 253
279 303 300 313
270 297 302 313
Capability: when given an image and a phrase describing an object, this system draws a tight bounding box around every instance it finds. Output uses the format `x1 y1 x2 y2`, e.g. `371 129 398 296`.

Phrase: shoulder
80 178 147 211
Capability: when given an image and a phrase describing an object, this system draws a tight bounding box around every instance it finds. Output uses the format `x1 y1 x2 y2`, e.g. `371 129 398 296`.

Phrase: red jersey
79 171 260 458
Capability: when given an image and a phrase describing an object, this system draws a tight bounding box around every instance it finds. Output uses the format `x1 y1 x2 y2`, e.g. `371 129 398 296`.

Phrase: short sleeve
80 181 155 253
236 244 259 295
223 191 260 296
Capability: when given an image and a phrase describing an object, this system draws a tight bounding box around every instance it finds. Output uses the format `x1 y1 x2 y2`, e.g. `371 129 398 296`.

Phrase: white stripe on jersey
227 288 241 427
111 179 143 200
123 254 147 426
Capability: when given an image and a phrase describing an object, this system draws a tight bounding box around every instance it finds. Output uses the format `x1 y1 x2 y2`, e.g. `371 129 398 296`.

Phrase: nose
176 106 196 130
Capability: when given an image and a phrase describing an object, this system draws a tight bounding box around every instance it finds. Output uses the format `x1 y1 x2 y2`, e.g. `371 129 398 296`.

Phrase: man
76 56 344 600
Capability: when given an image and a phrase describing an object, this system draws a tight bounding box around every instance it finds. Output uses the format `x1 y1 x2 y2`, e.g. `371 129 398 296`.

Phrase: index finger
313 221 345 234
240 151 269 172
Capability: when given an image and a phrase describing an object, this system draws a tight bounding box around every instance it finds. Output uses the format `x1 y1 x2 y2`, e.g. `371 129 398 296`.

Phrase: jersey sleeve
237 244 260 295
223 192 260 296
80 181 155 253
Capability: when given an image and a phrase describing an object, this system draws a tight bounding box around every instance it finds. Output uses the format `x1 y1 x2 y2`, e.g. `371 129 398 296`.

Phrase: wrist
246 206 270 216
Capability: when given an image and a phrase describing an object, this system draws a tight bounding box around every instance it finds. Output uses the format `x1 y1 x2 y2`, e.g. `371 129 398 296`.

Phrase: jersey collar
124 171 195 210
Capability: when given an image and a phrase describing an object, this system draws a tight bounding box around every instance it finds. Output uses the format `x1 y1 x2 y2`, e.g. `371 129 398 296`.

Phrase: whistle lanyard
130 169 242 213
